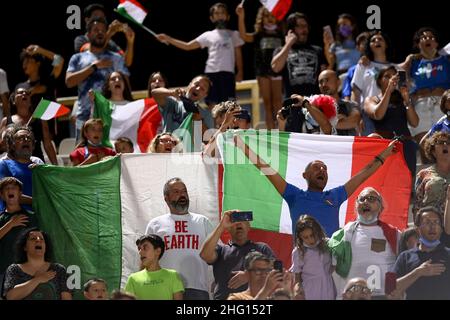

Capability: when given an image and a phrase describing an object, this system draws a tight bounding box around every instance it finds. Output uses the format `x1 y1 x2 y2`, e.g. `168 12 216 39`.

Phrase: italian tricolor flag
116 0 147 25
33 99 70 120
33 132 410 297
260 0 292 21
93 91 162 153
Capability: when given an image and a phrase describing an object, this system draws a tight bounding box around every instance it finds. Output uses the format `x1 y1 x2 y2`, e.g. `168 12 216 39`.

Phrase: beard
170 197 189 214
13 147 33 159
91 37 106 49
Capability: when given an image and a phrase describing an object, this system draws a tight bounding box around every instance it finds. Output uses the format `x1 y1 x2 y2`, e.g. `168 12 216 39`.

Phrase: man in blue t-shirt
235 134 398 237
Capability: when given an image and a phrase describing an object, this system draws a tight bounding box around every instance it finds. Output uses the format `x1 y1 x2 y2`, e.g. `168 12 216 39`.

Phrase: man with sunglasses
328 187 401 299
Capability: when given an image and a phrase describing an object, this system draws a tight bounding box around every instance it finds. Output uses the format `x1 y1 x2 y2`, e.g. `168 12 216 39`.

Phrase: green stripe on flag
175 113 194 152
93 91 114 148
33 99 51 119
116 7 140 25
32 157 122 299
221 130 289 232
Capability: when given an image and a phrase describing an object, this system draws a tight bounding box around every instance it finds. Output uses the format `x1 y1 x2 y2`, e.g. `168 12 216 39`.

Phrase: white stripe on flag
120 1 146 24
262 0 278 11
41 101 62 120
280 134 355 233
110 100 145 153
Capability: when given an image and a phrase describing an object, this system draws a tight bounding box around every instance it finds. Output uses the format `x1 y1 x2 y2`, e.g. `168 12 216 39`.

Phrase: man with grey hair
328 187 401 299
145 177 213 300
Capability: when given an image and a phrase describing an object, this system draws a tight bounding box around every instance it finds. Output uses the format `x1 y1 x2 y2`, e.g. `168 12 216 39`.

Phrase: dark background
1 0 449 98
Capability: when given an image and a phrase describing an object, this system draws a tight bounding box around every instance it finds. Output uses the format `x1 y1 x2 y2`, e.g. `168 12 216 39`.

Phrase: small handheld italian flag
259 0 292 21
32 99 71 121
116 0 148 25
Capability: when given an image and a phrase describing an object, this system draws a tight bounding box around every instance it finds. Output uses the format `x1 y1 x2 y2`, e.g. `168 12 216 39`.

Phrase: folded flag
93 91 162 152
260 0 292 21
116 0 147 24
32 99 70 120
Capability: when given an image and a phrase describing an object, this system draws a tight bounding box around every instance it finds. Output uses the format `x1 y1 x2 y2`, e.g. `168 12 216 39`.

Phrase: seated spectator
290 215 336 300
329 187 401 299
2 228 72 300
70 119 116 166
413 131 450 240
83 278 108 300
0 177 38 287
233 109 252 130
125 234 184 300
110 290 136 300
0 125 42 212
399 227 419 254
200 210 275 300
342 277 372 300
394 206 450 299
147 132 181 153
114 137 134 154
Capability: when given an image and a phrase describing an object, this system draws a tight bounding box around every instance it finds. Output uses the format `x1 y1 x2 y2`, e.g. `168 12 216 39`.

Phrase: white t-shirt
351 61 392 106
145 212 214 292
334 224 399 298
0 69 9 95
195 29 244 73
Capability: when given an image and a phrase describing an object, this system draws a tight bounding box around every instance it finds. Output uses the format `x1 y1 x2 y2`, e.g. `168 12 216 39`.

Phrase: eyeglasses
14 135 33 142
421 220 442 228
357 195 380 203
16 90 31 96
159 138 177 145
346 284 372 294
434 140 450 146
248 268 272 275
28 236 44 241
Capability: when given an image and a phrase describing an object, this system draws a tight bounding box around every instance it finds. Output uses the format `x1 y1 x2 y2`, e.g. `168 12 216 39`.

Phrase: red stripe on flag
54 104 71 118
137 98 162 152
346 137 411 230
120 0 147 12
271 0 292 21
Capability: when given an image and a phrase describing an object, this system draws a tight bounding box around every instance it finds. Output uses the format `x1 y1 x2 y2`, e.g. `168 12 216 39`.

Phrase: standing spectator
342 277 372 300
0 125 42 212
145 178 214 300
351 31 394 136
398 27 450 162
0 68 10 120
66 16 129 140
399 227 419 254
125 234 184 300
2 228 72 300
0 177 38 288
318 70 361 136
272 12 327 133
234 134 398 237
394 206 450 300
290 215 336 300
70 119 116 166
364 66 419 178
323 13 360 75
152 75 214 132
83 278 108 300
143 71 166 145
0 88 57 164
74 3 135 67
236 3 283 129
200 209 275 300
328 187 401 299
156 3 244 106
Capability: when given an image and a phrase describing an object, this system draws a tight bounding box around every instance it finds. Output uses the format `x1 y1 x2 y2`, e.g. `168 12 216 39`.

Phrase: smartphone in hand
230 211 253 223
398 70 407 88
323 25 334 43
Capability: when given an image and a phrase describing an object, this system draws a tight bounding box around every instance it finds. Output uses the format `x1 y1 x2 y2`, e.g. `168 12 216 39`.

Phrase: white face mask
263 23 277 31
87 140 102 147
303 240 320 248
357 213 378 225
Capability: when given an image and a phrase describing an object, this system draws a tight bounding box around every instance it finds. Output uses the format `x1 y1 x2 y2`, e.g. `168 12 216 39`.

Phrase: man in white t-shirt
145 177 214 300
328 187 401 299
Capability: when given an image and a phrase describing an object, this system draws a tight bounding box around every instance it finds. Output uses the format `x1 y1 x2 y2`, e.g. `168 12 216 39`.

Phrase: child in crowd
70 119 116 166
156 3 244 106
124 234 184 300
290 215 336 300
83 278 109 300
399 227 419 253
0 177 38 285
114 137 134 154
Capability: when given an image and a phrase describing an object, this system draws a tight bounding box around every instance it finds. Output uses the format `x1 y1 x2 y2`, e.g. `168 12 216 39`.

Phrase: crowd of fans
0 1 450 300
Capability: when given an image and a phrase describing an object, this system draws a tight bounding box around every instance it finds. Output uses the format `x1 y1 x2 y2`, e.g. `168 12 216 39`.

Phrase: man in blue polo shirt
235 132 398 237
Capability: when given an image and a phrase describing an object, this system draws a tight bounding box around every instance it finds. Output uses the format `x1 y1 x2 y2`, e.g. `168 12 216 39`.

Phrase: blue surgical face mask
419 236 440 249
357 213 378 225
339 24 353 38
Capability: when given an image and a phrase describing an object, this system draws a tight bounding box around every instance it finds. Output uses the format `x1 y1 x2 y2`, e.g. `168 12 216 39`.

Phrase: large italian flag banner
32 132 410 297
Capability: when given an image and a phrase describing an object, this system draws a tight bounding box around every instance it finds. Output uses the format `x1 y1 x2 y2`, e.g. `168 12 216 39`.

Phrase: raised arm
235 4 255 43
235 135 287 195
299 97 332 134
156 34 201 51
25 45 65 79
151 87 184 108
344 139 397 197
271 30 297 73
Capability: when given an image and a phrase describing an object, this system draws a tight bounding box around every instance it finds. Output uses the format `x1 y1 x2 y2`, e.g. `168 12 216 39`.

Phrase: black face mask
214 19 227 29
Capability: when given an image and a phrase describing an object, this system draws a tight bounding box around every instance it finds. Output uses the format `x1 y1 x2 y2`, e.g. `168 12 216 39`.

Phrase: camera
230 211 253 223
180 95 199 114
280 97 299 118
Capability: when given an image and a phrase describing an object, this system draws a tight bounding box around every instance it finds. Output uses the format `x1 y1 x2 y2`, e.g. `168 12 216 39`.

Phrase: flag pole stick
114 9 157 38
26 116 33 127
